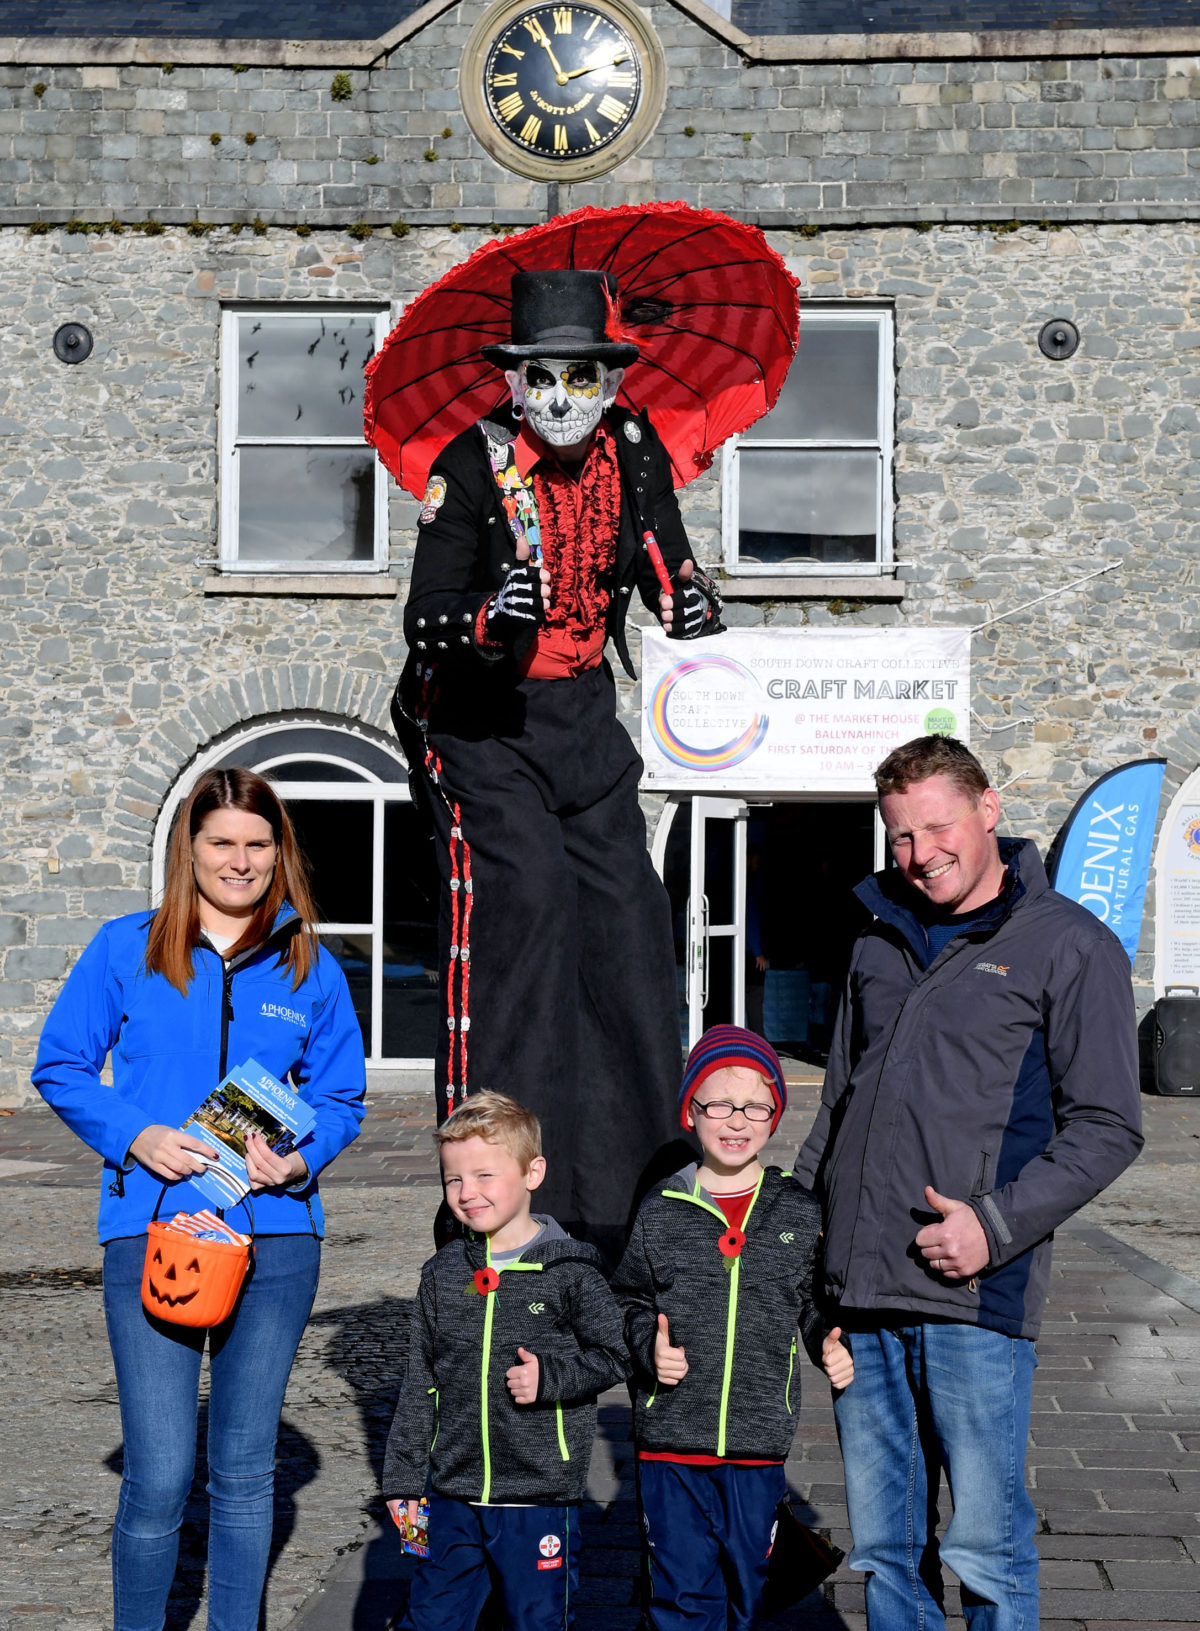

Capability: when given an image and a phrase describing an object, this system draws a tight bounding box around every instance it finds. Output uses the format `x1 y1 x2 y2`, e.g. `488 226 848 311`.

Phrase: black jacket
382 1219 629 1506
611 1165 825 1462
396 405 694 729
794 838 1144 1341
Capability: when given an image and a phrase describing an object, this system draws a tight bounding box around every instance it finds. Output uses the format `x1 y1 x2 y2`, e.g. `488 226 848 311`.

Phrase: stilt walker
365 205 800 1259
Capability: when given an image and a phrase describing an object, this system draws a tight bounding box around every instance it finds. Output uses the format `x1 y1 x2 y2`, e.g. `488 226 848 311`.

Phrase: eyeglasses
691 1100 774 1123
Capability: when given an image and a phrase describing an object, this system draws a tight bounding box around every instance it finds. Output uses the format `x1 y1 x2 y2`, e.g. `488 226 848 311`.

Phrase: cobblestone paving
3 1083 1199 1631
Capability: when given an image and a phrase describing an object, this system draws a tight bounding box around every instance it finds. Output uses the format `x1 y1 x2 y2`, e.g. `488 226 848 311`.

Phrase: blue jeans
833 1322 1039 1631
103 1232 321 1631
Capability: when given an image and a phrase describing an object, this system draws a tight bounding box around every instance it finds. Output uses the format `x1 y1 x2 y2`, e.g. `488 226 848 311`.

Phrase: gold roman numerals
485 6 642 159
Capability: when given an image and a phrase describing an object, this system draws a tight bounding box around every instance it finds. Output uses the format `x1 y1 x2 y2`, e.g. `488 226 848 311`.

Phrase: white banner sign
640 626 972 791
1155 777 1200 995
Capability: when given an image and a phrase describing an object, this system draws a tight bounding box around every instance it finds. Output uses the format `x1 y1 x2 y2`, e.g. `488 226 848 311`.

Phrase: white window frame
218 304 392 574
152 717 431 1071
721 304 895 578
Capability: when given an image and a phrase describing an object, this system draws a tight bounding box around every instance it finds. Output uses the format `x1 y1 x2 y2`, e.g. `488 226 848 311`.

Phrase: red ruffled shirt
512 420 621 679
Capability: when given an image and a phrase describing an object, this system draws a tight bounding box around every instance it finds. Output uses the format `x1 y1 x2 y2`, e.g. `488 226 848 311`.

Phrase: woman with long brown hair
33 767 366 1631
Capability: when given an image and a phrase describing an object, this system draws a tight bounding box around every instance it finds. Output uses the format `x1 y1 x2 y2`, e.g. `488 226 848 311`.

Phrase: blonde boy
382 1093 628 1631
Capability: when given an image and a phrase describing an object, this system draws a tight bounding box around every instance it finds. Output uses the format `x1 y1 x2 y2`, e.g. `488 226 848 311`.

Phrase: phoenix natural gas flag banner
639 626 972 792
1048 758 1167 966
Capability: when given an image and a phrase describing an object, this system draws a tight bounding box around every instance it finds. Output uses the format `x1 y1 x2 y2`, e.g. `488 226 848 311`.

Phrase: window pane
382 804 441 1061
238 313 377 438
745 319 880 442
738 448 878 566
237 446 376 563
320 932 372 1054
267 759 371 782
288 799 373 923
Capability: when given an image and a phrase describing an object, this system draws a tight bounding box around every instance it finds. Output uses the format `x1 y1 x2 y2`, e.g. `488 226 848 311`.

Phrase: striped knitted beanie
679 1025 787 1133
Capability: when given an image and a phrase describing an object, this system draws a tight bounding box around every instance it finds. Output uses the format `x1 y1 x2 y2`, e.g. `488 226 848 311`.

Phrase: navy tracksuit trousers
640 1460 788 1631
400 1497 579 1631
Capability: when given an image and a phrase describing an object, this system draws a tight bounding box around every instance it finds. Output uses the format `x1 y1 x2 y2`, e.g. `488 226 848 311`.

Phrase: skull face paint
506 358 624 449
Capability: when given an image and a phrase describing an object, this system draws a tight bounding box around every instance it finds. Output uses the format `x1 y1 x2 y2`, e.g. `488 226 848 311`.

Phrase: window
219 307 390 571
721 307 894 576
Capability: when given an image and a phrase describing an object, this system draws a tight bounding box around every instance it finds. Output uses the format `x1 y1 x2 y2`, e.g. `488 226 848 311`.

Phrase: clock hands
536 32 629 86
535 35 571 83
560 51 630 81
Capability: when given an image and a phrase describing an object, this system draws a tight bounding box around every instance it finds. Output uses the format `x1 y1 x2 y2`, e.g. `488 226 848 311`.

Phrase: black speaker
1155 989 1200 1096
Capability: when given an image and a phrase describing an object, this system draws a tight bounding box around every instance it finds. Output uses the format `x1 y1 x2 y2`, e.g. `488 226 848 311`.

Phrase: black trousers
406 662 689 1262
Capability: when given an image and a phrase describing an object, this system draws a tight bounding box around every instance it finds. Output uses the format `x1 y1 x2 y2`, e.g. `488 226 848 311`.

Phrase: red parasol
364 201 800 499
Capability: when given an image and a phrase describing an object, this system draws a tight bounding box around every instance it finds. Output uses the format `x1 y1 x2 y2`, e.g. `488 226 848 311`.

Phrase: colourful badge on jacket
419 475 447 525
471 1266 500 1295
718 1226 746 1265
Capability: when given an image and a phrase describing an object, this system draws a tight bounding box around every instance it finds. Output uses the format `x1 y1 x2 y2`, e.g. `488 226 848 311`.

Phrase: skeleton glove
485 562 544 648
668 563 726 640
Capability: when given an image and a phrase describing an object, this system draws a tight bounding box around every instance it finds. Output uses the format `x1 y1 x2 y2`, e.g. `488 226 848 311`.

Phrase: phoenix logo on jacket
260 1001 308 1026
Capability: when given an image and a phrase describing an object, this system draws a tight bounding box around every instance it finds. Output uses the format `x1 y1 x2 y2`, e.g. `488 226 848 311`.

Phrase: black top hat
481 269 640 370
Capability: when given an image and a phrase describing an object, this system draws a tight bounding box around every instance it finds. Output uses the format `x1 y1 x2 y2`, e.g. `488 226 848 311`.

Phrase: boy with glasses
612 1026 853 1631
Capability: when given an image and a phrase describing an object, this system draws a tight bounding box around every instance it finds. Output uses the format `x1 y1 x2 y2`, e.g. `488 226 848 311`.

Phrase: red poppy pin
472 1267 500 1296
718 1227 745 1261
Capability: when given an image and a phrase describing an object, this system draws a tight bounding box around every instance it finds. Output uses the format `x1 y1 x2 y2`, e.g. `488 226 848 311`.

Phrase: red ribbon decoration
473 1267 500 1295
718 1227 746 1259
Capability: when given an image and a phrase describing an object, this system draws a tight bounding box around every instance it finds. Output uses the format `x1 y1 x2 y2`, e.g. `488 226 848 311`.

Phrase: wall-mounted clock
461 0 666 182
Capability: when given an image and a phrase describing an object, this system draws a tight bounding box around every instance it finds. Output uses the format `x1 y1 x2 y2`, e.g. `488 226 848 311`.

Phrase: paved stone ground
3 1080 1200 1631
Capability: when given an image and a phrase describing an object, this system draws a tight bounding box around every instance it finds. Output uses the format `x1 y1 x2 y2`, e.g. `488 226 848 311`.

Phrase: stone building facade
2 1 1199 1098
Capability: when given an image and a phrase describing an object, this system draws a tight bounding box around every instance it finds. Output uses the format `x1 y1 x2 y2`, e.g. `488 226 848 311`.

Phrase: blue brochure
180 1057 315 1210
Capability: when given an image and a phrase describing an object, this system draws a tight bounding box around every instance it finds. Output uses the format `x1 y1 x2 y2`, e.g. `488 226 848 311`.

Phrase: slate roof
1 1 424 38
733 0 1200 32
3 0 1195 35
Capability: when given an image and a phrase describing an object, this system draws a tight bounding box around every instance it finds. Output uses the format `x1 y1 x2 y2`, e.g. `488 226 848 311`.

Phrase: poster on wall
1154 772 1200 997
640 626 972 792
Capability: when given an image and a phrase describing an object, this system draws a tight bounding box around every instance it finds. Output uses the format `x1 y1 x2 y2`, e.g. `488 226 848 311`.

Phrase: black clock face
483 3 643 162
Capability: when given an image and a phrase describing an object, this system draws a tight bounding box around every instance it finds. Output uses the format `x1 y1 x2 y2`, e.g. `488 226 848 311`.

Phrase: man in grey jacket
795 735 1143 1631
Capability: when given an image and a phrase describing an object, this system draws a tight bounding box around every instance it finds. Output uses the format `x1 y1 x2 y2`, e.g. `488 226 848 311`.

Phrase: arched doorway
153 716 438 1068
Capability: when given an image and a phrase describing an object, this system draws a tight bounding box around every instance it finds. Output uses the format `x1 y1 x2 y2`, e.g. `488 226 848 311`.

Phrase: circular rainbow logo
648 655 768 771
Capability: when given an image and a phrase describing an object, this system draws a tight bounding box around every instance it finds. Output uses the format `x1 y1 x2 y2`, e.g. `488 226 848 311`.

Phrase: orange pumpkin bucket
141 1194 254 1329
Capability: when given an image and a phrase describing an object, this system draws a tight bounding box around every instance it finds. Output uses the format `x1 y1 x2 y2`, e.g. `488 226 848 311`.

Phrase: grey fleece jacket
382 1217 629 1506
795 837 1144 1341
611 1165 825 1462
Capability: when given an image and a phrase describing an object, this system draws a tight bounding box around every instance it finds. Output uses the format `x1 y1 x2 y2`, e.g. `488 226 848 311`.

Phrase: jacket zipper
479 1239 497 1504
219 961 235 1079
785 1336 796 1414
477 1251 545 1503
661 1172 764 1457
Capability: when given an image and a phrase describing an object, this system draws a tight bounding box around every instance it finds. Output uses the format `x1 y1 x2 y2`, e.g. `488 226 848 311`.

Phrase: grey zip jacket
382 1217 629 1505
611 1165 825 1461
794 838 1143 1341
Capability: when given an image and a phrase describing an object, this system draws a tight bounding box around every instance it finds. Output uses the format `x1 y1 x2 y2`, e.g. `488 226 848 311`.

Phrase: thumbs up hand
914 1184 990 1279
506 1346 540 1405
653 1312 689 1385
821 1326 855 1391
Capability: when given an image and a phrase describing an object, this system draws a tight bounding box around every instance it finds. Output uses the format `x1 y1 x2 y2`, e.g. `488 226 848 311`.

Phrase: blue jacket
33 908 366 1242
795 838 1143 1341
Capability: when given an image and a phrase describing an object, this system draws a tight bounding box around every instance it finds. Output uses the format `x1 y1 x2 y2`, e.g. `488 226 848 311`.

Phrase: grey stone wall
1 7 1198 228
1 216 1197 1100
